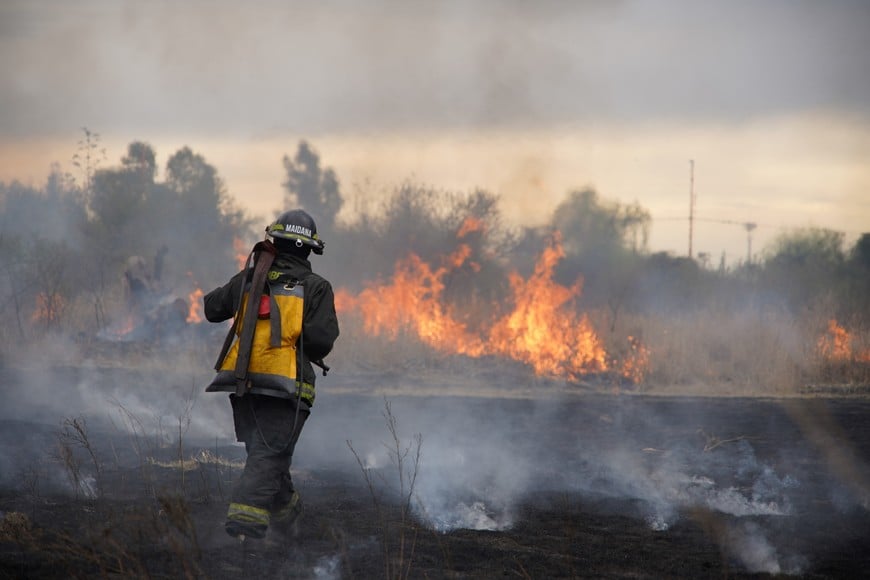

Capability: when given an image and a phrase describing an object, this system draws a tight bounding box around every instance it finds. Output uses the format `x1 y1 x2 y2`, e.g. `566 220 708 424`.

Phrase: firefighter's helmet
265 209 325 254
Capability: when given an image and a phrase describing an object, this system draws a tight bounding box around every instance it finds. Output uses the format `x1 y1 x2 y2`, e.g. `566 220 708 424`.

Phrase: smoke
4 1 870 138
312 554 341 580
595 439 797 526
719 520 807 575
308 392 870 575
1 339 232 458
412 429 529 532
2 344 868 575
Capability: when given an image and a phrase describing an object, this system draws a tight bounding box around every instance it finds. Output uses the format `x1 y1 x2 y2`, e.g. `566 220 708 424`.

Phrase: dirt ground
1 369 870 579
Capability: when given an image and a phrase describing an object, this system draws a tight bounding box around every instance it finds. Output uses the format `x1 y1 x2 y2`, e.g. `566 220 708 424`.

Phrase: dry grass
621 309 806 395
4 294 868 399
333 303 870 397
347 397 423 580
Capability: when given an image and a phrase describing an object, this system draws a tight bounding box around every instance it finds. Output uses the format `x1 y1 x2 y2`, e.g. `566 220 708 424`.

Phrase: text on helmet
274 224 313 237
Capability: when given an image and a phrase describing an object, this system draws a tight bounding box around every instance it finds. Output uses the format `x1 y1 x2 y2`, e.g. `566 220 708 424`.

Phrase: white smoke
627 458 795 529
721 520 810 575
4 370 863 576
4 354 231 442
326 395 805 534
412 442 526 532
328 393 825 577
312 554 342 580
423 500 512 532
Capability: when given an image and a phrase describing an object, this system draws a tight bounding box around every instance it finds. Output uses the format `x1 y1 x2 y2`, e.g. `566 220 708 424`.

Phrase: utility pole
688 160 695 259
744 222 757 264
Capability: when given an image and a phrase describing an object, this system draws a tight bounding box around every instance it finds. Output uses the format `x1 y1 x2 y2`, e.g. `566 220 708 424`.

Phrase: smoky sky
2 0 869 139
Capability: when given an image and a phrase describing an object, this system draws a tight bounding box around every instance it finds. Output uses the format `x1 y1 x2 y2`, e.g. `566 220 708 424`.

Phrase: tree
282 141 344 229
0 233 27 340
74 144 255 324
26 238 79 333
551 188 650 260
850 233 870 272
546 188 651 308
1 166 85 247
845 233 870 325
761 227 847 313
161 147 250 287
89 168 147 233
71 127 106 206
765 228 845 267
122 141 157 183
167 147 218 201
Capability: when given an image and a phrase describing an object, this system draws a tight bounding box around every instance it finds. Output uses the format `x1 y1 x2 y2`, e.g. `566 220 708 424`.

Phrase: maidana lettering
277 224 312 237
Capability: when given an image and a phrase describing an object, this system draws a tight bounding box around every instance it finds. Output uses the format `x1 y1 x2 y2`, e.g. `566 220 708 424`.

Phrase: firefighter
203 209 339 541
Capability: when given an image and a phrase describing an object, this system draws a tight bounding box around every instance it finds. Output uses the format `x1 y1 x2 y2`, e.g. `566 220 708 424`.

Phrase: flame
31 292 66 324
457 216 486 238
185 271 205 324
487 234 608 378
337 232 640 381
333 288 356 313
620 336 651 384
817 319 851 360
187 287 204 323
113 314 137 336
817 319 870 362
234 237 250 271
338 247 485 355
99 312 139 341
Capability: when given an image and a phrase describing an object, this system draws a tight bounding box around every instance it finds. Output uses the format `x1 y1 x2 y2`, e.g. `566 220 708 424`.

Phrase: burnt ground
1 369 870 579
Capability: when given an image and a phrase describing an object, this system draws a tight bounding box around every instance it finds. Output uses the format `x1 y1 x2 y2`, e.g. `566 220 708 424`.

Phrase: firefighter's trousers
226 393 309 538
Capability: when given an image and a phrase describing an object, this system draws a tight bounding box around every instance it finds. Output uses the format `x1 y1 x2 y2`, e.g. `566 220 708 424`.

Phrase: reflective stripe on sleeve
227 502 270 526
296 381 316 405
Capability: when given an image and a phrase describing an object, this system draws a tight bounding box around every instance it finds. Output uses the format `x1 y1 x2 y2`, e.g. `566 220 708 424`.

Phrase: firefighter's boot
224 502 269 540
269 490 303 540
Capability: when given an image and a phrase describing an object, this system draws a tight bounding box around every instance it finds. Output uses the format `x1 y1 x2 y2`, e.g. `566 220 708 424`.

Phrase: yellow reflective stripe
296 381 315 405
227 502 270 526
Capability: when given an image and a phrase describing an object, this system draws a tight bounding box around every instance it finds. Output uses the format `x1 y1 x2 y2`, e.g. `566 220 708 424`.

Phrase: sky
1 0 868 264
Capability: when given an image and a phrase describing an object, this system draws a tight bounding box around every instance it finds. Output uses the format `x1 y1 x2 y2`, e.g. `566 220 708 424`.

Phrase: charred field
1 363 870 580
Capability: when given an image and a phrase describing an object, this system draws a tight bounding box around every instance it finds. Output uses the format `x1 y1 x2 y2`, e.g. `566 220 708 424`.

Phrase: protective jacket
204 249 339 407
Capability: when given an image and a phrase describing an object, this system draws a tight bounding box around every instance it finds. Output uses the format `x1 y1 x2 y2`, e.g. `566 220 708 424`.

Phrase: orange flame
113 314 137 336
337 232 635 381
99 312 139 340
333 288 356 314
339 248 485 354
31 292 66 325
234 237 250 271
620 336 651 384
185 271 205 324
487 234 608 378
187 288 204 323
457 216 486 238
818 319 870 362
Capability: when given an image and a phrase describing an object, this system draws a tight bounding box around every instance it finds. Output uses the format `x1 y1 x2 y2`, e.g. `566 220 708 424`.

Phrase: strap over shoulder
213 240 278 385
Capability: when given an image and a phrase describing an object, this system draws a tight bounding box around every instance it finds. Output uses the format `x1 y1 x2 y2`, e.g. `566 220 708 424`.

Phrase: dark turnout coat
203 252 339 404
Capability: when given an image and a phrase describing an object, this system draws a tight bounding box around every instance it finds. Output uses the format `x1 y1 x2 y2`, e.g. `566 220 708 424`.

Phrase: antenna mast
688 160 695 259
